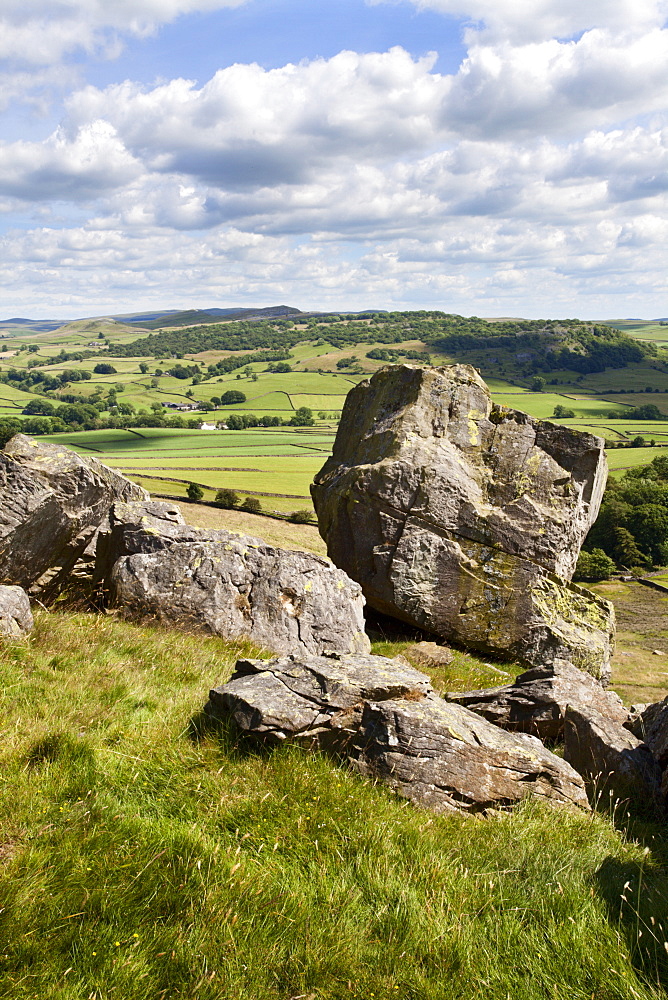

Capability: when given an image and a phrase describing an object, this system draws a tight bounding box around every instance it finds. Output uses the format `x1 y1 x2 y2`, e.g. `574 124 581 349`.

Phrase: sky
1 0 668 320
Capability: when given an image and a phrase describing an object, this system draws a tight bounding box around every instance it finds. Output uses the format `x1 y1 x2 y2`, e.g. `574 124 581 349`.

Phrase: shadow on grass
187 708 274 760
595 846 668 990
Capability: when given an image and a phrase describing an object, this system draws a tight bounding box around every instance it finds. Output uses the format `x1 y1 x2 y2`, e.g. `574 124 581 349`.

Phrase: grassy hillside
2 605 668 1000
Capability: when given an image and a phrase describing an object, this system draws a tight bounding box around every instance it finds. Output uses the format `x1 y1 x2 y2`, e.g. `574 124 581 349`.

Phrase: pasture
44 428 331 513
7 312 668 512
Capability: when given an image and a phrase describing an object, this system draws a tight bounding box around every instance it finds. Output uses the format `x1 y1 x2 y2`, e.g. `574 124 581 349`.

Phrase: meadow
44 428 333 513
3 311 668 507
2 516 668 999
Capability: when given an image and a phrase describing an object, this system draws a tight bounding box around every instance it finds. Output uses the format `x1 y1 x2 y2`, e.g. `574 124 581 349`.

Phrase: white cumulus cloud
372 0 668 43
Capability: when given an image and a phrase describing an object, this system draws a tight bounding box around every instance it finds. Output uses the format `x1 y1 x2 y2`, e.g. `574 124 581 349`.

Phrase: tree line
575 453 668 580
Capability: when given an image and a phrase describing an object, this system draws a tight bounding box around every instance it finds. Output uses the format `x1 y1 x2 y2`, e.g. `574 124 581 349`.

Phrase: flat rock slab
402 641 454 670
0 434 146 595
98 501 370 657
311 364 615 682
351 697 590 815
564 705 663 814
0 585 33 637
446 659 629 741
206 652 589 816
207 652 432 750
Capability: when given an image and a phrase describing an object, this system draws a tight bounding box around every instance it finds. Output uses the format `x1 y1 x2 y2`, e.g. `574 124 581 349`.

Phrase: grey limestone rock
564 705 663 813
206 651 432 751
97 500 370 656
446 659 629 741
0 434 147 595
206 652 589 816
311 364 615 682
351 696 590 815
627 697 668 769
0 585 33 637
401 641 454 670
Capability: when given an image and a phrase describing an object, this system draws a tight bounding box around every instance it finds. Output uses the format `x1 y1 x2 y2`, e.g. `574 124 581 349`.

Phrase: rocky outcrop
0 434 147 595
97 500 370 656
0 585 33 637
311 364 615 682
564 705 663 813
206 652 590 816
445 659 629 741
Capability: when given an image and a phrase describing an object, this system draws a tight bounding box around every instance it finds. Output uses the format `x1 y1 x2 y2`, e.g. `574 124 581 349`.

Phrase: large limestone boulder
0 434 147 595
311 364 615 681
445 659 629 741
0 585 33 637
97 500 370 656
206 652 589 815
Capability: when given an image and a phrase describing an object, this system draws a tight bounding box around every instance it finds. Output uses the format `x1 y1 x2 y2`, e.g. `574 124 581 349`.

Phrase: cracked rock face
445 659 629 741
206 652 590 815
564 705 663 815
311 364 615 681
97 500 370 656
0 434 147 596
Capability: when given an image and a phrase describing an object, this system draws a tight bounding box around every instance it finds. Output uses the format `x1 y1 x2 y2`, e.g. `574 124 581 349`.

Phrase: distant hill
0 305 304 336
0 318 66 334
126 305 303 330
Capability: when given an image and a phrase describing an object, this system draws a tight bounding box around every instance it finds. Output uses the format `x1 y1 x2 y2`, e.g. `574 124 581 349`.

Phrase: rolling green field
494 392 628 420
609 320 668 345
606 446 668 475
6 311 668 510
45 428 331 513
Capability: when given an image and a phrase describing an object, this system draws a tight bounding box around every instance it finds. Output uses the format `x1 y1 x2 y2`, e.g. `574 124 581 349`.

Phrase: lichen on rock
311 364 615 681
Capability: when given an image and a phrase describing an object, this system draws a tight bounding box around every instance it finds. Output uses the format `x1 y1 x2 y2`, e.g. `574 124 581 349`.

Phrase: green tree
611 526 647 568
240 496 262 513
628 504 668 564
214 488 240 509
0 418 22 447
23 399 55 416
290 406 314 426
531 376 546 392
289 509 316 524
573 549 615 582
187 482 204 501
552 405 575 418
139 363 149 374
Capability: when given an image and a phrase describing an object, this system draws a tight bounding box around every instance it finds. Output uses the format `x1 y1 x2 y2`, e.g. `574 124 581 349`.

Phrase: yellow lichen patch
447 726 468 742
